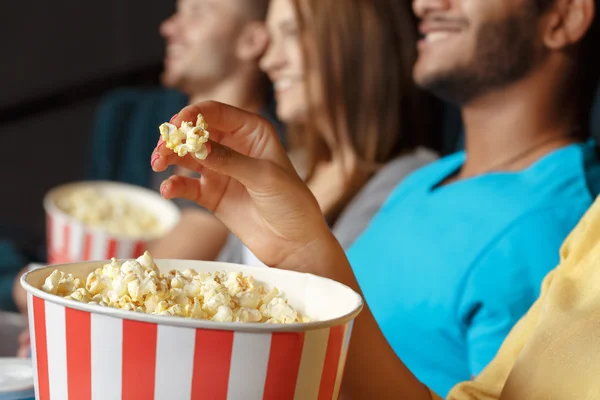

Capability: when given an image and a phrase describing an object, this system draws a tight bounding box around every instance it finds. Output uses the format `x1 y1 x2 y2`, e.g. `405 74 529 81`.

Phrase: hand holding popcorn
151 102 335 275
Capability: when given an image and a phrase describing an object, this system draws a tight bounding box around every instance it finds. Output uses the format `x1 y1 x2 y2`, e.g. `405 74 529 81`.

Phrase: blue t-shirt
347 141 600 397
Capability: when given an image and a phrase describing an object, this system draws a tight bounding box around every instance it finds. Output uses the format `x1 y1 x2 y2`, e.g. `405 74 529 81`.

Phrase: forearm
342 301 433 399
12 266 29 314
284 234 432 400
148 209 230 260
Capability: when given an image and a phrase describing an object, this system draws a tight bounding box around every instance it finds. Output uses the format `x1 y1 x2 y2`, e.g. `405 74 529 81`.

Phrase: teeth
275 78 294 91
425 32 451 43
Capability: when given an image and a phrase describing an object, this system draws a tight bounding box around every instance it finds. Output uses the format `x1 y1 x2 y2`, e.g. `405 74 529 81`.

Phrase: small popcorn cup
0 358 35 400
21 260 363 400
44 181 180 265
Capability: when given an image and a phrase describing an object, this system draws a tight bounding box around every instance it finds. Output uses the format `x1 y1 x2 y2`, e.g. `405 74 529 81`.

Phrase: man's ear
236 22 270 61
542 0 595 50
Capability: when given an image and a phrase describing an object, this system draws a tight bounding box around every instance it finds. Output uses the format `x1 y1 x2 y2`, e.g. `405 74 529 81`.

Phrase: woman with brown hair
148 0 439 267
217 0 441 265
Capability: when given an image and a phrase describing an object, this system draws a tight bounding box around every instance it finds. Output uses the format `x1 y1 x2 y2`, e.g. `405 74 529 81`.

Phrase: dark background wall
0 1 175 252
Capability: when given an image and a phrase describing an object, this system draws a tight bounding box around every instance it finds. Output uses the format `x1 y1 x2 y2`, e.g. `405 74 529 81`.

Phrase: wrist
277 231 355 286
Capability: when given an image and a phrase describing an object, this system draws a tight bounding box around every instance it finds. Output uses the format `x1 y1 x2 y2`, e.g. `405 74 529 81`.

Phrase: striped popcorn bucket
21 259 363 400
44 182 180 264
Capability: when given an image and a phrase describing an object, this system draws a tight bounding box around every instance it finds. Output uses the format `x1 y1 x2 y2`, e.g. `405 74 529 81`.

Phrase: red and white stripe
46 214 145 265
28 295 352 400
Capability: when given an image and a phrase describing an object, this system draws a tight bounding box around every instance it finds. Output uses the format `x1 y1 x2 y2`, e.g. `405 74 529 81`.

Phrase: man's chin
159 71 180 89
412 62 448 90
414 70 480 105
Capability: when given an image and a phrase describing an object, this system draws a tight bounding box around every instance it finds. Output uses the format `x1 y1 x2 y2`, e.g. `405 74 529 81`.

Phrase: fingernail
160 180 168 197
205 141 212 156
170 113 179 123
155 138 165 152
151 153 160 167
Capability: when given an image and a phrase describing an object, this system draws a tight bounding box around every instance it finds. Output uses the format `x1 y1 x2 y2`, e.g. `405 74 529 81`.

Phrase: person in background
87 0 282 192
11 0 280 355
152 0 442 266
152 0 600 397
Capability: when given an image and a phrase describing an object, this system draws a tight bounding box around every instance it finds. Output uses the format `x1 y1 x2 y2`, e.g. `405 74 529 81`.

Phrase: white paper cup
21 260 363 400
43 182 180 264
0 358 35 400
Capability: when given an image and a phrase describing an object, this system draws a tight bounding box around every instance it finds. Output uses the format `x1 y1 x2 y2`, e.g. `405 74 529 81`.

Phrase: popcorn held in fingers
41 251 308 324
159 113 210 160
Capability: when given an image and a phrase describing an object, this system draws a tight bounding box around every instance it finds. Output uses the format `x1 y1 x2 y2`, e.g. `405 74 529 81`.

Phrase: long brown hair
291 0 441 220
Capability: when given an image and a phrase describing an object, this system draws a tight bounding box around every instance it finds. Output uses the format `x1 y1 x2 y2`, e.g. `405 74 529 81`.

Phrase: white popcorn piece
43 270 83 297
264 297 298 324
261 287 280 307
170 288 191 307
156 300 170 314
67 288 91 303
85 271 105 294
186 298 207 319
144 294 162 313
204 289 232 314
234 307 262 323
158 113 210 160
139 275 159 296
212 306 234 322
121 260 145 279
235 291 261 309
40 252 305 324
181 269 197 280
168 304 186 317
224 272 245 296
136 251 159 273
91 294 104 304
171 275 184 289
42 270 62 294
127 280 143 302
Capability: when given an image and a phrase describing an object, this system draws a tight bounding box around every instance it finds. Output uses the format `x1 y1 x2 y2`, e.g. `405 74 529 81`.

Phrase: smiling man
344 0 600 396
160 0 270 109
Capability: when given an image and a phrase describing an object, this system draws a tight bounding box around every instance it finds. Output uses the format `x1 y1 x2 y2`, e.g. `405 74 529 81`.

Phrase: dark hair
575 0 600 138
292 0 441 219
536 0 600 138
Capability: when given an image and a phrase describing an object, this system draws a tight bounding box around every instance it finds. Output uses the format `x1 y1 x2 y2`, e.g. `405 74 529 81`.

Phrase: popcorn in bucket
43 182 180 264
21 259 363 400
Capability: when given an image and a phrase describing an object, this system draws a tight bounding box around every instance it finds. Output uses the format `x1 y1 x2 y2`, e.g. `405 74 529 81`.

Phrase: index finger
171 101 294 172
173 101 259 141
